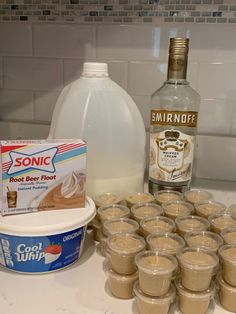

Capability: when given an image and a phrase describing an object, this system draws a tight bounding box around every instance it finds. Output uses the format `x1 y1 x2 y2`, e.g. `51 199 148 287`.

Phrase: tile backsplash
0 21 235 181
1 0 236 24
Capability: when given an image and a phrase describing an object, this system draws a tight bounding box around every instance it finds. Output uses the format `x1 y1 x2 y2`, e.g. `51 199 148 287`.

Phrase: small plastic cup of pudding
184 231 223 253
162 201 194 220
97 230 107 257
221 227 236 245
133 281 176 314
154 190 183 205
147 233 185 256
92 218 102 242
194 200 226 218
125 193 155 209
103 218 139 237
218 244 236 286
93 193 123 208
135 250 178 296
175 215 210 237
177 247 219 292
105 265 138 299
217 273 236 312
184 189 213 205
147 232 185 255
175 278 215 314
228 204 236 217
106 233 145 275
140 216 176 238
131 203 163 224
97 204 130 224
208 213 236 234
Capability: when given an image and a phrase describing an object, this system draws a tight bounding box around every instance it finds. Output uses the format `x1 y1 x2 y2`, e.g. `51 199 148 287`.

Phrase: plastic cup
184 231 223 253
133 281 176 314
93 192 123 208
175 215 210 237
208 213 236 234
131 202 163 224
195 200 226 218
103 218 139 237
140 216 176 238
125 193 155 209
219 244 236 286
106 233 145 275
105 264 138 299
154 190 183 205
147 232 185 256
92 218 102 241
97 204 130 224
177 247 219 292
184 189 213 204
217 273 236 312
162 201 194 220
221 227 236 245
135 250 177 296
176 279 215 314
97 230 107 257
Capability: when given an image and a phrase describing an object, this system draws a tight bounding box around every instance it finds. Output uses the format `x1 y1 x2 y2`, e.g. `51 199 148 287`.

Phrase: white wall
0 22 235 181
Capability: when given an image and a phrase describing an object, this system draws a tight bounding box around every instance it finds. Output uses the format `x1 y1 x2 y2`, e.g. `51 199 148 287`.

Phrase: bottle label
151 110 198 128
149 129 195 183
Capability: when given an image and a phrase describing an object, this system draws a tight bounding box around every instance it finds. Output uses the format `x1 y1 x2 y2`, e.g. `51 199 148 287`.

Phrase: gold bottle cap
169 37 189 55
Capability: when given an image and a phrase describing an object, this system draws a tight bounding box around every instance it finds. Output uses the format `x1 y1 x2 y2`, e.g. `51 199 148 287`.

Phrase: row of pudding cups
105 230 236 314
91 190 236 313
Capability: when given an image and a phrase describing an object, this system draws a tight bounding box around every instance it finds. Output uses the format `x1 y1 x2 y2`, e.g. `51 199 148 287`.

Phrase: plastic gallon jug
49 62 146 198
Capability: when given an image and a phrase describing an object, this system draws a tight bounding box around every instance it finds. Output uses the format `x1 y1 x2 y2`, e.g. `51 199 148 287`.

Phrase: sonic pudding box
0 139 86 216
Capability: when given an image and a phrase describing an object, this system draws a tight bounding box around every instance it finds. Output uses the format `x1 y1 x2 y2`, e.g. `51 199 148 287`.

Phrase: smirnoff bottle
149 37 200 193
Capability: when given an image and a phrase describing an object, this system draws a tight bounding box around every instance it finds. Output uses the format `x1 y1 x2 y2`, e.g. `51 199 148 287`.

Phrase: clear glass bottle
149 38 200 194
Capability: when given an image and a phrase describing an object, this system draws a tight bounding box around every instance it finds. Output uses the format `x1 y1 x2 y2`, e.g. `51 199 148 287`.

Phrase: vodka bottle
149 38 200 193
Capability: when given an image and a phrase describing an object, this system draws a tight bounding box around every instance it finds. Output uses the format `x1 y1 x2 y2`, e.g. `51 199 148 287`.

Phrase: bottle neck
167 53 188 81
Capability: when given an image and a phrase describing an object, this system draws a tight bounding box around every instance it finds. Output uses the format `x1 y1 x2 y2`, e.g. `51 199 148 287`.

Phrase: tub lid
0 196 96 236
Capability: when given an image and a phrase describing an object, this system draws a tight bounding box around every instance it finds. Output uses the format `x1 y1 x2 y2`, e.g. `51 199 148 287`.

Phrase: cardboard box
0 139 86 215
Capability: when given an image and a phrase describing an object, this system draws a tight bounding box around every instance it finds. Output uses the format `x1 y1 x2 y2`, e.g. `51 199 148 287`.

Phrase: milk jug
49 62 146 198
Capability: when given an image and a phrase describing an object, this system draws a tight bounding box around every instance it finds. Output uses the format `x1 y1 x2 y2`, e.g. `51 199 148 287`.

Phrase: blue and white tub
0 196 95 273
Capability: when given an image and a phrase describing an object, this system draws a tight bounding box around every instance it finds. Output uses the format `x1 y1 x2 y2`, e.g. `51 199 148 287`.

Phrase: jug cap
82 62 109 77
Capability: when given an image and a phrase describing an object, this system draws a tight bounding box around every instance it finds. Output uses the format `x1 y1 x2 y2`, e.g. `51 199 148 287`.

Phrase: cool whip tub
0 196 95 273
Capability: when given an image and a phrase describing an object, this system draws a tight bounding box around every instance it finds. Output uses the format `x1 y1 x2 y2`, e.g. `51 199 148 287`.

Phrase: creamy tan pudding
177 248 219 291
92 218 102 242
219 245 236 286
218 274 236 312
125 193 154 208
140 217 175 237
107 233 145 275
154 190 183 205
107 267 138 299
103 218 139 237
94 193 123 208
228 204 236 217
184 189 212 204
131 203 163 223
147 233 185 256
135 251 177 296
176 216 210 237
209 214 236 234
195 200 226 218
221 228 236 245
162 201 194 220
97 204 130 223
176 280 215 314
184 231 223 252
133 281 176 314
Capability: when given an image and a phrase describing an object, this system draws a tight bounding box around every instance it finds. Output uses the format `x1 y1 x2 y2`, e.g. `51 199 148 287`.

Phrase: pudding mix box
0 139 86 216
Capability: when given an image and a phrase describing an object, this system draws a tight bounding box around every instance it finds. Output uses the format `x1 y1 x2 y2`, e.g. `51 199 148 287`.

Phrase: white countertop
0 179 236 314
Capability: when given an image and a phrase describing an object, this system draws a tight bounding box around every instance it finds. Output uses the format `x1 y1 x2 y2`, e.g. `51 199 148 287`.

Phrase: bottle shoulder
151 81 200 111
